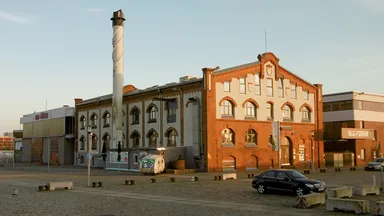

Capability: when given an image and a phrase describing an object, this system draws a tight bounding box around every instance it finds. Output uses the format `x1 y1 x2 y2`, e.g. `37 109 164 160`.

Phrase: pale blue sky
0 0 383 134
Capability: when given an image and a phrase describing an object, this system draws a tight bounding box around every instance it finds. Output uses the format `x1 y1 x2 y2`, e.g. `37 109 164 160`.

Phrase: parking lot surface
0 166 383 216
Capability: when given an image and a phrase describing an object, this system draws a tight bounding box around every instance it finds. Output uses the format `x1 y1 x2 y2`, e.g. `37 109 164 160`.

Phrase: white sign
109 152 128 164
348 130 369 137
87 153 93 160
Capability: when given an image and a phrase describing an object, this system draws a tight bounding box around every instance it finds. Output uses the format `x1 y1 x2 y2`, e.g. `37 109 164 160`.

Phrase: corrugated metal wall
23 118 65 138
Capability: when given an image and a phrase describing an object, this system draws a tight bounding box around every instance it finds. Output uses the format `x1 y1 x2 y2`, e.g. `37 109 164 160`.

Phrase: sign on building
109 152 128 164
341 128 375 140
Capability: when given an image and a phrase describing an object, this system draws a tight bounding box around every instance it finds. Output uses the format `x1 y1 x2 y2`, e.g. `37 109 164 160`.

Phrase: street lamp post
312 132 315 173
87 126 93 187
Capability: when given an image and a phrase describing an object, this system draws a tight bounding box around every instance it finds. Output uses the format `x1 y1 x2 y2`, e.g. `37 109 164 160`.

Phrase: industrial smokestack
111 9 125 150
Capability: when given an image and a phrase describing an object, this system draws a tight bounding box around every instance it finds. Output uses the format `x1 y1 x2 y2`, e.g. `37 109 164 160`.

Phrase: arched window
301 106 310 121
147 129 158 147
130 107 140 125
90 113 98 128
221 100 234 116
130 131 140 148
102 133 110 150
245 102 256 117
147 104 158 123
102 111 111 127
165 128 178 147
79 136 86 150
222 128 235 145
80 116 86 130
245 129 257 145
282 105 293 120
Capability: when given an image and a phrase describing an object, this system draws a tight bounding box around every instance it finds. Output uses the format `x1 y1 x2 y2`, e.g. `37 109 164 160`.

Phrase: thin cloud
0 11 30 24
87 8 104 13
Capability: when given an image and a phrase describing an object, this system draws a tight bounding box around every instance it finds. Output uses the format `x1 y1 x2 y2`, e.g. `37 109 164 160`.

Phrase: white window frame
254 74 261 95
223 81 230 92
266 78 273 97
239 78 246 94
291 83 297 99
278 78 284 98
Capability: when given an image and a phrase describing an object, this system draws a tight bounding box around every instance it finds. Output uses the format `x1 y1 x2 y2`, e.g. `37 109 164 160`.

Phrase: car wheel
257 184 266 194
295 186 306 196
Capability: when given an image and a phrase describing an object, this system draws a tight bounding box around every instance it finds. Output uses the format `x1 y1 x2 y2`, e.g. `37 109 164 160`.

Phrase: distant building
19 106 75 165
0 136 13 151
323 91 384 167
3 132 13 137
75 52 325 172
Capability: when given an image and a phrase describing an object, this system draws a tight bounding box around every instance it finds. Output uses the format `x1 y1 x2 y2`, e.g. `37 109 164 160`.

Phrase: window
303 90 309 100
147 105 158 123
291 83 297 99
80 155 85 164
80 136 86 150
131 131 140 148
255 74 261 95
245 102 256 118
361 148 366 160
262 171 276 178
278 78 284 98
301 107 310 121
323 103 331 112
298 144 305 162
80 116 86 130
166 128 177 147
91 135 98 150
282 105 293 120
221 100 234 116
222 128 234 145
90 113 98 128
122 133 126 149
332 102 339 111
130 107 140 124
102 133 110 150
339 101 346 110
103 112 111 127
147 130 158 147
266 78 273 97
356 100 363 110
239 78 246 94
267 102 273 119
224 81 230 92
134 154 139 164
345 100 353 110
167 101 177 123
245 129 257 145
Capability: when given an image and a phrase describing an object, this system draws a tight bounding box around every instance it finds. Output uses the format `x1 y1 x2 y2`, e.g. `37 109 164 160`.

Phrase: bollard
92 182 97 187
214 176 218 181
218 176 222 180
194 176 199 181
130 180 135 185
38 185 45 191
170 177 175 182
12 188 18 195
45 185 49 190
150 178 156 183
251 174 254 178
373 175 376 186
98 182 103 187
248 174 251 179
125 180 129 185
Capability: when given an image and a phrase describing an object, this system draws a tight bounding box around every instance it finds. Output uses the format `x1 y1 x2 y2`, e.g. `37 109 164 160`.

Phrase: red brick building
0 136 13 151
202 52 324 172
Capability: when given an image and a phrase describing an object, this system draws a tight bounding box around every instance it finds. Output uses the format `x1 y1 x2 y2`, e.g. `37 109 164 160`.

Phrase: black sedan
251 169 326 196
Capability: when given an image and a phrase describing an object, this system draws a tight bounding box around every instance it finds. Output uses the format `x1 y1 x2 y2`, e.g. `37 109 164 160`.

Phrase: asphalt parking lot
0 166 383 216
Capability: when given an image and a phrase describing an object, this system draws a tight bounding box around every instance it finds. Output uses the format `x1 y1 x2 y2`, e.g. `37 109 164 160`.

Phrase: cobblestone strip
71 187 319 216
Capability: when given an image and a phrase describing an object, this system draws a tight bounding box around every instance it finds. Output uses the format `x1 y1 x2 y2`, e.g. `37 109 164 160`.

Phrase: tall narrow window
291 83 297 99
245 102 256 118
267 102 273 119
254 74 261 95
223 81 230 92
239 78 246 94
221 100 233 116
278 78 284 98
266 78 273 97
167 100 177 123
303 90 309 100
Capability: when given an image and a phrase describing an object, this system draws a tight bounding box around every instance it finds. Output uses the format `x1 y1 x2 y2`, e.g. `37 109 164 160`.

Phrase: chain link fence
0 151 14 166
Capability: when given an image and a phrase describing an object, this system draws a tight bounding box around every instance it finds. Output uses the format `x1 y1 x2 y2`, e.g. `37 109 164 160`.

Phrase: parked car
251 169 326 196
365 158 384 171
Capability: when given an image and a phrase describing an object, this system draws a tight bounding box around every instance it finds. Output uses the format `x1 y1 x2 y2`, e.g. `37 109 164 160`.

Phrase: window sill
267 118 274 121
221 115 234 119
301 119 311 123
167 121 176 124
91 126 97 129
245 116 257 120
80 128 85 130
148 119 157 123
245 143 257 148
283 118 293 122
222 143 235 147
131 122 139 125
103 125 110 128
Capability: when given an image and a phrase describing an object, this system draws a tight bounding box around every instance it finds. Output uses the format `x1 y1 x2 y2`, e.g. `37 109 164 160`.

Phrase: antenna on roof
265 29 268 53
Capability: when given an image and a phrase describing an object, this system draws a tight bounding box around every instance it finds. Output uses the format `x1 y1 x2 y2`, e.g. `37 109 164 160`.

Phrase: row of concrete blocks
296 185 382 214
303 167 357 174
124 176 200 185
214 173 237 181
38 181 74 192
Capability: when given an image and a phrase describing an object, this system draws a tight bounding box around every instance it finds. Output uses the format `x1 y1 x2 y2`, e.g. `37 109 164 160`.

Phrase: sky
0 0 383 134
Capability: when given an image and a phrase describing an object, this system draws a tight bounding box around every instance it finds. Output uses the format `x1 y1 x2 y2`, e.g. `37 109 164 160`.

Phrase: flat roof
323 91 384 98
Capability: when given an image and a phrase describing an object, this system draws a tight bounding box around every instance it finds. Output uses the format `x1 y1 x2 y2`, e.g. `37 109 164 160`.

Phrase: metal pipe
312 133 315 173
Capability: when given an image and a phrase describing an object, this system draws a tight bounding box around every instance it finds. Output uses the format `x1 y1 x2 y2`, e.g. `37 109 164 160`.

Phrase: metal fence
0 151 14 166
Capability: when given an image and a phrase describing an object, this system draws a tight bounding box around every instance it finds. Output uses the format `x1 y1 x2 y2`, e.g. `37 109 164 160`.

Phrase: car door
275 171 294 192
261 171 278 190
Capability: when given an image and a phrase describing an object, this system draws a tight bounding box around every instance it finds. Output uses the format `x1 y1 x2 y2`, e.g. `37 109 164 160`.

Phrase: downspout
158 88 164 147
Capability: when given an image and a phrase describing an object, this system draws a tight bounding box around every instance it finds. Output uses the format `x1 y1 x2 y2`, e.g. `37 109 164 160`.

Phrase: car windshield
285 170 307 179
375 158 384 162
